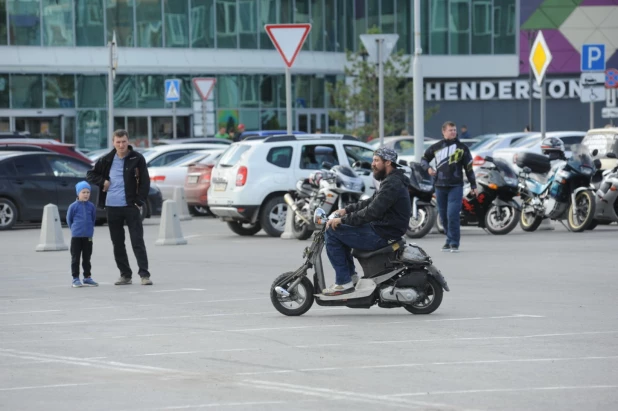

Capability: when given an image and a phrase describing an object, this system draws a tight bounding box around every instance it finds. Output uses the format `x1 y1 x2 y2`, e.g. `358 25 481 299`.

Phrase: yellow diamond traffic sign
529 31 552 86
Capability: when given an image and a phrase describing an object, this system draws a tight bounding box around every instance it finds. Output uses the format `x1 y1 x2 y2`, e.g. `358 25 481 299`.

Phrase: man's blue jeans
324 224 389 285
435 185 464 247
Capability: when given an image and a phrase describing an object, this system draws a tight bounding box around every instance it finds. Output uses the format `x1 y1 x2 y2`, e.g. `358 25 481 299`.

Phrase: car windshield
469 136 501 151
140 149 160 162
467 134 496 150
512 135 539 147
218 144 251 167
166 152 206 167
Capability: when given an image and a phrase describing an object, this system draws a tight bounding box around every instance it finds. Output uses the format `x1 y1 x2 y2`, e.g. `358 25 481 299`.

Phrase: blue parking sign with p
165 79 181 103
581 44 605 71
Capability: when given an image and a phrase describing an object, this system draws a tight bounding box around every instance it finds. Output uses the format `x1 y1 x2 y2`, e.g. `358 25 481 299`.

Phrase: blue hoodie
66 200 96 238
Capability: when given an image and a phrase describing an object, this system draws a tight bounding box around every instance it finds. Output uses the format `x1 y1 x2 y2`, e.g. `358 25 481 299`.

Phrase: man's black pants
71 237 93 278
106 206 150 278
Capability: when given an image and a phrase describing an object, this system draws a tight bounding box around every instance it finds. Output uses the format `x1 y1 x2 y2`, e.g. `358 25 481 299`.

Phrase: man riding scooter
322 148 411 296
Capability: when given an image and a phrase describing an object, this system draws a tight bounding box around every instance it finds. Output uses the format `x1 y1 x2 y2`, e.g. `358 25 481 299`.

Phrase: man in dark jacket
322 148 411 296
421 121 477 253
86 129 153 285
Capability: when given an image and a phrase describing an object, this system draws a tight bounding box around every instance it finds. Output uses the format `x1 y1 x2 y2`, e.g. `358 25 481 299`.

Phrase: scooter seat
352 239 405 259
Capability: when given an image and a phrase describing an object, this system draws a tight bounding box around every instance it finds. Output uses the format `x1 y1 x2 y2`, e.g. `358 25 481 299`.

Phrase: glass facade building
0 0 518 149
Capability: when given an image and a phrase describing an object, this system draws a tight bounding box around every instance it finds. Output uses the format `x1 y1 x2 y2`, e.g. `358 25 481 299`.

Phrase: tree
326 27 439 140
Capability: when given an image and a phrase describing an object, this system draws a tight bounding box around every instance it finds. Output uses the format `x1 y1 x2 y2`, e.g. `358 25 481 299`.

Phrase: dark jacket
86 146 150 209
66 200 96 237
421 138 477 189
342 169 411 240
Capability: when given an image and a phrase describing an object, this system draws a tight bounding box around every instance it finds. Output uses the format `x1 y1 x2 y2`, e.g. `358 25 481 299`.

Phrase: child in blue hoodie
67 181 98 288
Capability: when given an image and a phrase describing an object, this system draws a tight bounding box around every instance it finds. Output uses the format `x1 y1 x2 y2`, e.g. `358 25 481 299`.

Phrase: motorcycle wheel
270 272 314 316
403 276 443 315
485 205 520 235
586 219 599 230
567 190 596 232
435 215 445 234
292 216 313 240
519 200 543 232
406 205 437 239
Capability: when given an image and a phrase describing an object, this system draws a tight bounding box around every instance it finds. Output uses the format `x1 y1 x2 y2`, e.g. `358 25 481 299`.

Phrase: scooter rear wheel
403 276 443 315
270 272 314 316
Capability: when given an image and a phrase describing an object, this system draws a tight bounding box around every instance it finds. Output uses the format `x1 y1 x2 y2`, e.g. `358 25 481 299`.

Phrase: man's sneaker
322 282 355 296
82 277 98 287
450 246 460 253
441 244 451 252
114 276 132 285
141 277 153 286
351 273 360 285
72 278 83 288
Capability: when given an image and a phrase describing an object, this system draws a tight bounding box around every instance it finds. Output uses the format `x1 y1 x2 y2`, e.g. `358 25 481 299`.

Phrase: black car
0 152 163 230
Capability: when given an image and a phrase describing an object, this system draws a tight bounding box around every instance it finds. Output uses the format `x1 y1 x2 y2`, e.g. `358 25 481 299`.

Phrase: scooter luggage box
516 152 551 174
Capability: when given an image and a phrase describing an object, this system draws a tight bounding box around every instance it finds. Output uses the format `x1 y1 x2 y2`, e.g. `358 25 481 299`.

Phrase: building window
216 0 238 48
164 0 189 47
107 0 134 47
0 74 9 108
77 75 107 109
310 0 324 51
493 0 515 54
136 75 164 108
396 0 411 54
11 74 43 108
76 0 104 46
367 0 380 31
78 110 108 150
259 0 283 50
239 75 260 108
191 0 214 48
324 0 335 51
217 75 240 108
294 0 310 51
471 0 491 54
430 0 447 55
44 75 75 108
42 0 73 46
136 0 162 47
0 0 7 45
8 0 41 46
239 0 257 49
114 75 137 108
449 0 470 55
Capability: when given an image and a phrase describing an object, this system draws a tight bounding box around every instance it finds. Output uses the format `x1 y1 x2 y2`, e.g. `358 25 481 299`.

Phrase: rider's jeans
325 223 389 285
435 185 464 247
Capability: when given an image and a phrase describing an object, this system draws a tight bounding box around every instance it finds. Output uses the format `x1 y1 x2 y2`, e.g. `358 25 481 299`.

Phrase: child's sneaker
83 277 98 287
72 278 83 288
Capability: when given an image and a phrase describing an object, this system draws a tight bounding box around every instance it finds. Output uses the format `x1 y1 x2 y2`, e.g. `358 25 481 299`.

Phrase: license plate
214 182 227 191
188 175 199 184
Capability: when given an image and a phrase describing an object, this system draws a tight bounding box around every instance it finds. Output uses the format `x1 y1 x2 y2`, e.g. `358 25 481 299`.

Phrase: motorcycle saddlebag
515 152 551 174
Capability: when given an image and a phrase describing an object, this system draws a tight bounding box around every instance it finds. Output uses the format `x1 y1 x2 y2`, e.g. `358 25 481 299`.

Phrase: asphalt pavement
0 217 617 411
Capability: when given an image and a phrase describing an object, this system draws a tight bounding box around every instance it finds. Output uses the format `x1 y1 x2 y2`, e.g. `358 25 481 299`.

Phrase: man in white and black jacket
421 121 477 253
87 129 153 286
322 148 411 296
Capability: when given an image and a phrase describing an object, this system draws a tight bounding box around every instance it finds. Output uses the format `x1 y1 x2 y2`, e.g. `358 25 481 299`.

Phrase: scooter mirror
314 208 327 225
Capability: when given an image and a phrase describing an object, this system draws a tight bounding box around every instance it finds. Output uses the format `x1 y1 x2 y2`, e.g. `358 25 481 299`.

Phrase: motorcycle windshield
409 162 434 189
492 158 518 179
567 145 595 176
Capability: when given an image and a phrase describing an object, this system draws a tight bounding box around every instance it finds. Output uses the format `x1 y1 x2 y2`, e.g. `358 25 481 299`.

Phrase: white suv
208 134 379 237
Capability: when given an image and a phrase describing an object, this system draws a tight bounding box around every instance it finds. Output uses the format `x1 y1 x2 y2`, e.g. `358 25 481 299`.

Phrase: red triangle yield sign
265 24 312 68
192 77 216 101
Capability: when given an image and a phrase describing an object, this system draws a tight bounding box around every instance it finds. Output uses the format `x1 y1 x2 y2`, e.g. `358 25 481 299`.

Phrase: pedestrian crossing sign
165 79 181 103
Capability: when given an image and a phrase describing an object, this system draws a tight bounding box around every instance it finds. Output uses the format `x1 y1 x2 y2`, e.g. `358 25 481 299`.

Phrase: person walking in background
233 124 246 142
214 126 228 139
459 125 471 139
87 129 153 286
66 181 98 288
421 121 477 253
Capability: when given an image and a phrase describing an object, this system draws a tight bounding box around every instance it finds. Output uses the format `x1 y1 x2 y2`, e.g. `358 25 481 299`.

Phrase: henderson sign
424 78 586 102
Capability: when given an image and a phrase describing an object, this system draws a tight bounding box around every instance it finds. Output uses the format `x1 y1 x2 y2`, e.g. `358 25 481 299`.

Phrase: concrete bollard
155 200 187 246
280 205 295 239
36 204 68 251
173 186 192 221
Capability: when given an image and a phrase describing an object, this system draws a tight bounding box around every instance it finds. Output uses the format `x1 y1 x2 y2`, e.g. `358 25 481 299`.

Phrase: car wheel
259 196 288 237
227 221 262 236
0 198 18 230
139 201 149 221
191 206 211 217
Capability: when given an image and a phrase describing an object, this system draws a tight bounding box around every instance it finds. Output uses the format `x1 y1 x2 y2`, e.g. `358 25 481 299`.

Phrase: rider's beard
372 167 387 181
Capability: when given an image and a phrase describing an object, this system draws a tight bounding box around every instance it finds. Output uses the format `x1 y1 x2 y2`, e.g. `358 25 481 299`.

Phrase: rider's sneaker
114 276 132 285
351 273 360 285
72 278 82 288
322 282 355 296
82 277 98 287
441 243 451 252
450 246 460 253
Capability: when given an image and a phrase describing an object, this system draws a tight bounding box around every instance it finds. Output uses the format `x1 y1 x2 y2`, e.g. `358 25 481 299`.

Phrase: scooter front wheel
270 272 314 316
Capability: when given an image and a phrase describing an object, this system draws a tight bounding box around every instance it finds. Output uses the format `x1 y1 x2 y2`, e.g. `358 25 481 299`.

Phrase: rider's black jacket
342 169 411 240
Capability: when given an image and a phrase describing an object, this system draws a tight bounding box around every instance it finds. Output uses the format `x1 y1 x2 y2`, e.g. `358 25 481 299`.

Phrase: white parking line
236 355 618 376
0 382 100 392
389 385 618 397
0 310 62 315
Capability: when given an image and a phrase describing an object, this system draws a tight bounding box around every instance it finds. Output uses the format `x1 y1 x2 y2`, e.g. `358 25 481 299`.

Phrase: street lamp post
413 0 424 163
107 31 118 149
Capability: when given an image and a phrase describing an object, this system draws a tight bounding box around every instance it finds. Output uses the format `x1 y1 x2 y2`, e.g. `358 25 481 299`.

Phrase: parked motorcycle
270 208 450 316
406 162 437 238
435 156 521 235
589 152 618 228
517 147 600 232
284 164 366 240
